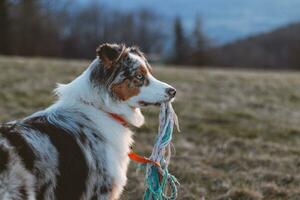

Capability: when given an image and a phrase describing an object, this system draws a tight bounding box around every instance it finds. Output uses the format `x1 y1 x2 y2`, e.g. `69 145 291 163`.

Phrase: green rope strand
141 102 180 200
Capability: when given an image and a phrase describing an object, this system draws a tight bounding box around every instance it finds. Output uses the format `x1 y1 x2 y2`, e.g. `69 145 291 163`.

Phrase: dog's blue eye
135 74 144 80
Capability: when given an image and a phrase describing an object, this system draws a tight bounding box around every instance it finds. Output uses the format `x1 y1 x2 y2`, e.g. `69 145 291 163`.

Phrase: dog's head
89 43 176 126
92 43 176 108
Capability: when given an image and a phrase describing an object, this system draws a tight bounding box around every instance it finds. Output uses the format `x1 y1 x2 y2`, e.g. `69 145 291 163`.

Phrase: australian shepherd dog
0 43 176 200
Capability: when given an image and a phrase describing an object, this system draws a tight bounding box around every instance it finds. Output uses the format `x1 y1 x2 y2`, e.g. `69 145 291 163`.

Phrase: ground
0 56 300 200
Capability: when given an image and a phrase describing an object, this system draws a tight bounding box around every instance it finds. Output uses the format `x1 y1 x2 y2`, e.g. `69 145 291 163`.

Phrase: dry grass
1 56 300 200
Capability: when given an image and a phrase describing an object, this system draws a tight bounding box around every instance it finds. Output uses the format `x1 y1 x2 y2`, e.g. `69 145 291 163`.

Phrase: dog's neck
79 98 128 127
53 59 145 127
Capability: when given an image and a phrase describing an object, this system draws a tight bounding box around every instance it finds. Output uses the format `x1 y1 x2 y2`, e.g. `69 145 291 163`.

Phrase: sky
97 0 300 44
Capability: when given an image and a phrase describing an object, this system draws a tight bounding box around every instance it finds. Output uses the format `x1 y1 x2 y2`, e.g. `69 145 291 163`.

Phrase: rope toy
129 102 180 200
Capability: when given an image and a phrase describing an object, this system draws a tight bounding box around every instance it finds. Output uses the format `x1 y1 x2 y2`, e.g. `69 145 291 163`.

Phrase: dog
0 43 176 200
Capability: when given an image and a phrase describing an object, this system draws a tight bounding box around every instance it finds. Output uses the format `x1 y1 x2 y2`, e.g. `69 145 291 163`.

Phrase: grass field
1 56 300 200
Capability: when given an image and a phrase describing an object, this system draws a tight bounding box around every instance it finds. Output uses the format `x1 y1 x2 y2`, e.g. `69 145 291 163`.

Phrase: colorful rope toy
129 102 180 200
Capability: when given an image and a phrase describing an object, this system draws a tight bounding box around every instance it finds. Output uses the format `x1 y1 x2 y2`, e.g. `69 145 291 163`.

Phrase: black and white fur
0 43 176 200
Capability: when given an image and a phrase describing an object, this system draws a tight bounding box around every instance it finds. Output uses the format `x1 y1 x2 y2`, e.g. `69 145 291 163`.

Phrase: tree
171 16 189 64
14 0 43 56
190 15 210 65
0 0 11 54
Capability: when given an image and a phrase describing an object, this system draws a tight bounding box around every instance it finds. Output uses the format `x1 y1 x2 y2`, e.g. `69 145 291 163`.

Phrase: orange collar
107 112 128 127
80 99 128 127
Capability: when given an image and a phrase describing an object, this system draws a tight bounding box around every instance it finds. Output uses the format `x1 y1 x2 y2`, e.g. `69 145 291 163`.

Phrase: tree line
0 0 166 59
0 0 210 65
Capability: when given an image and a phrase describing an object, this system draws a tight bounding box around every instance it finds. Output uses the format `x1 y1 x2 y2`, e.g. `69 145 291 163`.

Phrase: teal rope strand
141 102 179 200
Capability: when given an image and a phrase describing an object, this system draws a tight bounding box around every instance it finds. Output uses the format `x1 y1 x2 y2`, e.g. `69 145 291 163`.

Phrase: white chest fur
81 105 134 199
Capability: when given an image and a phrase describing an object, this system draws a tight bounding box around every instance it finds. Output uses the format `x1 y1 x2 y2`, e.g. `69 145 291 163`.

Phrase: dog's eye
135 74 144 80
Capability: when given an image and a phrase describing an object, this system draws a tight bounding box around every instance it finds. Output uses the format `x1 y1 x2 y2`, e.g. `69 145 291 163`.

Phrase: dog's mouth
139 101 162 107
139 98 174 107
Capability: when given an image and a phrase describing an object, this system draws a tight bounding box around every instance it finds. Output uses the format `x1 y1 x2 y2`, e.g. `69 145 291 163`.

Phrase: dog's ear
96 43 125 67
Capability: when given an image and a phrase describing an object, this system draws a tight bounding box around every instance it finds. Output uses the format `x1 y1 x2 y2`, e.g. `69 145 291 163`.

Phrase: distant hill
209 22 300 69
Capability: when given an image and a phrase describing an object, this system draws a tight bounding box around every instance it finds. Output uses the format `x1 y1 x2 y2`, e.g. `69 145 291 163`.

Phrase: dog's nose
166 87 176 98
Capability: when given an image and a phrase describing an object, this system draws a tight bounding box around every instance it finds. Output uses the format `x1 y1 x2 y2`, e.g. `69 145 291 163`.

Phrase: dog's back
0 122 37 200
0 109 112 200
